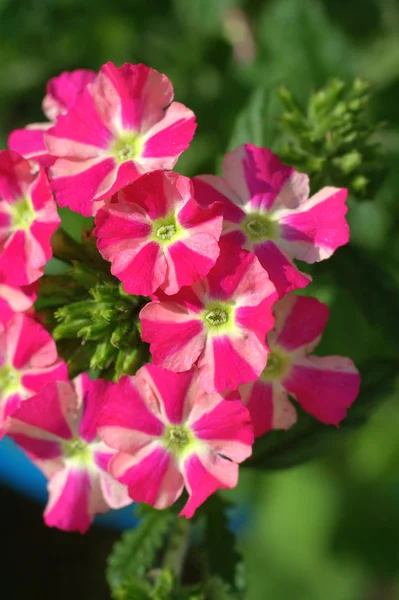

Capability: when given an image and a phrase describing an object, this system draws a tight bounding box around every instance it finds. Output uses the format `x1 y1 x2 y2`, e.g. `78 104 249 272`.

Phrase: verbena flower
8 69 96 168
45 62 197 216
97 364 253 518
0 314 67 431
193 144 349 297
239 294 361 435
0 279 37 325
7 375 131 533
140 241 277 393
0 150 60 285
94 171 223 296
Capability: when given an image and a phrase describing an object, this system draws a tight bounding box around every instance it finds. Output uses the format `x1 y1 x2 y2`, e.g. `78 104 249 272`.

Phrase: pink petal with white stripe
239 379 297 437
253 240 311 298
7 375 131 532
98 365 253 515
180 451 239 519
140 301 206 371
0 280 37 324
279 187 349 262
46 62 196 216
141 242 276 392
194 144 349 297
223 144 295 211
43 68 97 120
110 444 184 509
44 467 109 534
271 294 329 354
0 314 68 428
283 355 360 426
0 151 60 285
95 171 222 295
8 124 55 168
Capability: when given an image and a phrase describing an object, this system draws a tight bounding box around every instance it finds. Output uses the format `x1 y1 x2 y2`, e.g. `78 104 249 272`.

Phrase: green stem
162 517 191 584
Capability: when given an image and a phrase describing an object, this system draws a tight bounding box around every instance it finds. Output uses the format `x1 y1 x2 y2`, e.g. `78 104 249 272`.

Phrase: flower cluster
0 62 360 532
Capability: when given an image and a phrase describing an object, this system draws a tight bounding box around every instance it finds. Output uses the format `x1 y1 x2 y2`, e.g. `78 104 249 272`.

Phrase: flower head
0 150 60 285
0 313 68 431
140 240 277 393
8 69 97 168
45 62 197 216
239 294 361 436
193 144 349 297
7 374 131 533
97 364 253 518
94 170 223 296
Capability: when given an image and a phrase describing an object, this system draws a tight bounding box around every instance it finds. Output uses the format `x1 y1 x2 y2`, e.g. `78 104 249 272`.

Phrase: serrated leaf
107 510 175 593
113 577 152 600
247 358 399 470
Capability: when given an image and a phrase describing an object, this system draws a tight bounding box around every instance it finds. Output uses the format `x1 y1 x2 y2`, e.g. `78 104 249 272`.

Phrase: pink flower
0 313 68 431
193 144 350 297
94 171 223 296
45 62 197 217
0 279 37 325
7 375 131 533
239 294 361 436
140 241 277 393
0 151 60 285
8 69 97 168
97 364 253 518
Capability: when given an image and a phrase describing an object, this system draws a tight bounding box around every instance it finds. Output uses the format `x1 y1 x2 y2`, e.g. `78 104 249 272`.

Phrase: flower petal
272 294 330 354
283 355 360 426
279 187 349 262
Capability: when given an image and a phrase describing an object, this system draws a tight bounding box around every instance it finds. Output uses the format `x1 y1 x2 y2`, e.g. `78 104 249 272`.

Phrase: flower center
167 426 190 447
10 197 35 231
205 308 228 326
62 437 92 464
243 213 277 242
202 301 235 335
112 133 143 164
261 349 290 381
152 215 180 245
156 224 176 240
163 425 195 457
0 363 21 398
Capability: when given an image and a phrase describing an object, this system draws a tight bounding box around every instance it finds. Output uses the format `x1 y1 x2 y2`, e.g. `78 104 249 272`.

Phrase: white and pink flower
140 241 277 393
193 144 350 297
8 69 97 168
94 171 223 296
45 62 197 216
97 364 253 518
239 294 361 436
0 313 68 430
0 150 60 286
7 374 131 533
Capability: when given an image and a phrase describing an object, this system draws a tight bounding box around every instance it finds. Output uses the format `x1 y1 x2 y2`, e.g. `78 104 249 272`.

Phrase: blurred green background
1 0 399 598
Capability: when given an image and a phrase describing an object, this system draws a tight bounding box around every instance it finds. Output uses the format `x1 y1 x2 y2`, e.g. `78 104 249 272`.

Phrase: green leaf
107 510 175 594
228 86 282 151
113 577 152 600
247 358 399 470
203 496 241 588
324 245 399 351
258 0 354 99
172 0 238 37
